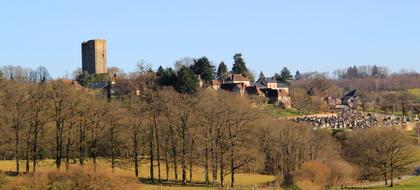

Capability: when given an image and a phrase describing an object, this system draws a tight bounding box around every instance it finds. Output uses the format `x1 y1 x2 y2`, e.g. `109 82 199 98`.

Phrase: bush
294 160 331 190
0 173 7 189
294 160 358 190
7 166 136 190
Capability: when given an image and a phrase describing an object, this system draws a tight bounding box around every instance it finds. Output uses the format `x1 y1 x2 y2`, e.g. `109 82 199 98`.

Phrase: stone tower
81 39 107 74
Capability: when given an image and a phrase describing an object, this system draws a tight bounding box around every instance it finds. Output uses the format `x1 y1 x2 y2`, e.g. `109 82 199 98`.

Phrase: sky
1 0 420 78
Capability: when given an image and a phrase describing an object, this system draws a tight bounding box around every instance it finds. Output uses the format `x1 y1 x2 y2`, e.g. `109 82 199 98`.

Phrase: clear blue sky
1 0 420 78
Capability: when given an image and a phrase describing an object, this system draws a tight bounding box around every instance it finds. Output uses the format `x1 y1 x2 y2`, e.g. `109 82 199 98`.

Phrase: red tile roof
227 74 249 81
209 79 221 86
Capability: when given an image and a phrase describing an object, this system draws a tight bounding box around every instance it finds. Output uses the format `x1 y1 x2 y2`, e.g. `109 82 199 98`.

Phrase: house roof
89 82 108 89
341 89 357 103
255 77 289 88
277 82 289 88
266 78 278 83
255 83 267 88
209 79 221 86
227 74 249 81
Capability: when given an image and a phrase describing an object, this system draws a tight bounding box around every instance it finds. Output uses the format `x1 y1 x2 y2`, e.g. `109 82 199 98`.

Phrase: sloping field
408 88 420 100
0 159 276 190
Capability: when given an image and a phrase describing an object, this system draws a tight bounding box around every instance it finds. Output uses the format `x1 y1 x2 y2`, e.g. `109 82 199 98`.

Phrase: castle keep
81 39 107 74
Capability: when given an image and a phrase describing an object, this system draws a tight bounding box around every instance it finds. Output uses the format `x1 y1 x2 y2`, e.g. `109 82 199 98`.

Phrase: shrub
9 166 136 190
0 173 7 189
296 160 332 189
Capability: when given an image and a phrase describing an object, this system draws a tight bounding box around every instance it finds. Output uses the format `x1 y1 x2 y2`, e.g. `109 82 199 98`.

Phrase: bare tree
0 81 29 173
345 128 416 187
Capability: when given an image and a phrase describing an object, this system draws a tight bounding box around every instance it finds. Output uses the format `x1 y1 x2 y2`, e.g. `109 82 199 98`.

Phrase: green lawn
408 88 420 100
339 176 420 190
259 104 308 118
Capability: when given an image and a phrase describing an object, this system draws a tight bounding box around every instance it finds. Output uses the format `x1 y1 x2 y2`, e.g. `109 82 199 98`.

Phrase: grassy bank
0 159 276 190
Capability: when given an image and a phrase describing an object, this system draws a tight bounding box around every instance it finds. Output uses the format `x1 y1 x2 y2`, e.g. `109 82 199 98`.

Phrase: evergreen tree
371 65 379 78
76 71 94 87
273 73 281 81
176 66 198 94
156 66 177 86
346 65 359 79
217 61 228 79
190 56 215 81
294 70 302 80
278 67 293 85
231 53 249 75
156 66 165 77
258 72 265 80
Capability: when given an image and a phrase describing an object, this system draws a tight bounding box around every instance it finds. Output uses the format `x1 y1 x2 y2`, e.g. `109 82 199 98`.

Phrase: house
245 85 265 97
216 72 292 108
223 74 251 86
255 76 289 93
410 104 420 118
341 90 358 108
260 88 292 108
323 95 341 107
209 79 221 91
220 83 247 96
106 79 135 97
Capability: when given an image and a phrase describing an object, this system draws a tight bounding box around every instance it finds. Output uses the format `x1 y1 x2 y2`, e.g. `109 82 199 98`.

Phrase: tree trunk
383 164 388 186
164 136 170 181
229 123 235 188
230 140 235 188
25 133 30 173
390 163 394 187
211 130 217 185
111 126 115 173
92 126 97 172
181 121 187 185
15 125 20 173
55 105 63 169
153 117 161 183
189 139 194 184
204 140 209 185
149 124 155 183
79 115 85 166
170 125 178 182
65 131 71 171
79 119 85 165
219 138 224 187
134 129 139 177
32 127 39 173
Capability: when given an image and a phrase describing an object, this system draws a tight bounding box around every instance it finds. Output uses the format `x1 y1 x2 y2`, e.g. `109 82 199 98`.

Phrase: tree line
0 72 261 187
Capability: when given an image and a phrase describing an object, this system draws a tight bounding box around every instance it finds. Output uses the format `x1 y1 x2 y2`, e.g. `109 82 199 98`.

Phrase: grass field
1 160 419 190
0 159 276 190
259 104 308 118
341 176 420 190
408 88 420 100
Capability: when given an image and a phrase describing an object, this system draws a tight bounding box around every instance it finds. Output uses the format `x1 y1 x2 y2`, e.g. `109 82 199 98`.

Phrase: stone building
81 39 107 74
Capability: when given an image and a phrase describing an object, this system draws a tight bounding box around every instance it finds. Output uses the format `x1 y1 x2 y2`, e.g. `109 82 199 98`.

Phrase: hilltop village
76 39 381 112
76 39 420 131
76 39 293 108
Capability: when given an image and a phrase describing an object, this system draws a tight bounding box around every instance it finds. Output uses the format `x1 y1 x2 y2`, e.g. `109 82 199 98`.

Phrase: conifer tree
216 61 228 80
